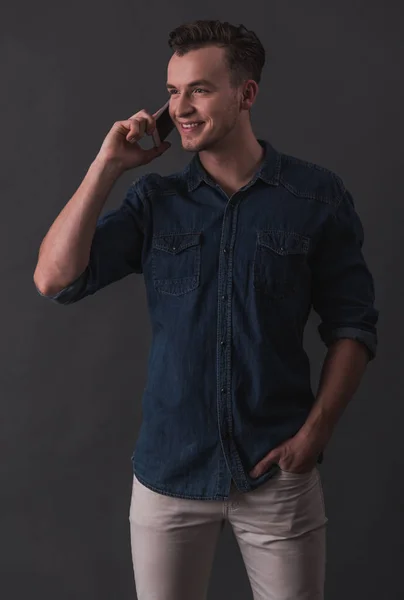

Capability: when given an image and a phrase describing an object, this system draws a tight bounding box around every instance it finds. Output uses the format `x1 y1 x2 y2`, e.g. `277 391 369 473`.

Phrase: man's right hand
96 109 172 172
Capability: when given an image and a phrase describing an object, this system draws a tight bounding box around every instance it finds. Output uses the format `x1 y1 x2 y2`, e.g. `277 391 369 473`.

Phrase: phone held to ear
152 100 175 147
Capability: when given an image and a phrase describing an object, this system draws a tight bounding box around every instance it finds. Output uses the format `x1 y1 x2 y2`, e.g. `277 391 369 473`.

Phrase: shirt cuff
35 269 88 305
320 326 377 361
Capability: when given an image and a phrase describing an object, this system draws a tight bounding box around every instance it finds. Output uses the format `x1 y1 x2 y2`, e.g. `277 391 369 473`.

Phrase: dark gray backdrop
1 1 403 598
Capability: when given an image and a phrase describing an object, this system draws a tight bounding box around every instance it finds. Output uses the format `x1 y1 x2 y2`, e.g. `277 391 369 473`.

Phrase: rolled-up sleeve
311 188 379 360
36 180 146 305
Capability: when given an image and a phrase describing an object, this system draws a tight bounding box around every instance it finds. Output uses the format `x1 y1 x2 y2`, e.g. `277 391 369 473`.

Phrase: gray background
1 1 402 598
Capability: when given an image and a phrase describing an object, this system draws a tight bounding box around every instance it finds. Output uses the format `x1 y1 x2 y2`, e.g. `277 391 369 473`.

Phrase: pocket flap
257 230 309 256
153 232 201 255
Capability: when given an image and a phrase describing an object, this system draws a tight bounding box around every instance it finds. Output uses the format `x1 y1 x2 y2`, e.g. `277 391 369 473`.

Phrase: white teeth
182 122 201 129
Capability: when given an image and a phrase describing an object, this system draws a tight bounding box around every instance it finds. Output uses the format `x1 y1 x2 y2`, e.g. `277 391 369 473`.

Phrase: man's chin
181 134 214 153
181 139 205 153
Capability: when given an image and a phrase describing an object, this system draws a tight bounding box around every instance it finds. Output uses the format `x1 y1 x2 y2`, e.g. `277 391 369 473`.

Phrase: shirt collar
181 139 281 193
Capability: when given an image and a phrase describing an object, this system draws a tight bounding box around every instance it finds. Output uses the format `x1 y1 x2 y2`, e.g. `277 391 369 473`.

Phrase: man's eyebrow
166 79 216 89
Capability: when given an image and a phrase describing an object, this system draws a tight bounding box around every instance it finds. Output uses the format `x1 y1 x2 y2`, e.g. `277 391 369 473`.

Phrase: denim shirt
37 140 378 500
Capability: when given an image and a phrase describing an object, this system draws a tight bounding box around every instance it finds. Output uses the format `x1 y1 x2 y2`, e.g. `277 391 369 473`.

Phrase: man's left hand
249 430 326 478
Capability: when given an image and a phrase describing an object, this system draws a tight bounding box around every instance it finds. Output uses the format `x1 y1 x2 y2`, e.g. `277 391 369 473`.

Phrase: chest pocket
253 230 310 299
152 232 201 296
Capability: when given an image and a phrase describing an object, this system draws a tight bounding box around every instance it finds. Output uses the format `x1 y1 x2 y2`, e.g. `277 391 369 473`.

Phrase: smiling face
166 45 248 153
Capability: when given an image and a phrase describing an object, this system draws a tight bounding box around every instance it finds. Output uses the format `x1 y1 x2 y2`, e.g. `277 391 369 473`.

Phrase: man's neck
198 132 264 195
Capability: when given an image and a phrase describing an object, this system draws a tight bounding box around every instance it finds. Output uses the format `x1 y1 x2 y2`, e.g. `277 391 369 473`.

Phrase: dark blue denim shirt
37 140 378 500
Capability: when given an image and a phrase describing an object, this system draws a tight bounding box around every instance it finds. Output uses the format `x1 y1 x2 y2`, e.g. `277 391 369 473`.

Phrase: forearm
298 338 370 447
33 156 124 296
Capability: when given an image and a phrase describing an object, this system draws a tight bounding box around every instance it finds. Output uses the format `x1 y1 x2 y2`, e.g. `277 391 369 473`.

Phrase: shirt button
221 295 226 301
221 388 226 394
223 248 227 254
220 340 225 346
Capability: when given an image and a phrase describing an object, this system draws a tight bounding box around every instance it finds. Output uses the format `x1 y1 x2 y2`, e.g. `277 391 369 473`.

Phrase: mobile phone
152 100 175 146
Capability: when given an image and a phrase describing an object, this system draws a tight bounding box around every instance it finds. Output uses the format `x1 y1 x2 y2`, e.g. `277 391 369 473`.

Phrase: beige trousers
129 467 328 600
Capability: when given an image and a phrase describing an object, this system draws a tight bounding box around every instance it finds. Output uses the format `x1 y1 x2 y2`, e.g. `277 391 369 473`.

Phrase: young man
34 19 378 600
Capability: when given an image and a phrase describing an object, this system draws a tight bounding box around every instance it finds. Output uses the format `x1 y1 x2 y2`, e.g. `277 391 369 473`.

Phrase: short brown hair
168 20 266 88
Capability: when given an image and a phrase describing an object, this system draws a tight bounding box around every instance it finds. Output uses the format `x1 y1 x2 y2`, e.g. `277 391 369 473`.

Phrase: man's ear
241 80 259 109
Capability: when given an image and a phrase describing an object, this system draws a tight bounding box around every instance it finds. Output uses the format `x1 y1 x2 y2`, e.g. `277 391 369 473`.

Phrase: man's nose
175 94 196 118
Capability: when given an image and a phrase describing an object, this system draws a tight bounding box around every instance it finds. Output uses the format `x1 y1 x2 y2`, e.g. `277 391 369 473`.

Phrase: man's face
166 46 243 152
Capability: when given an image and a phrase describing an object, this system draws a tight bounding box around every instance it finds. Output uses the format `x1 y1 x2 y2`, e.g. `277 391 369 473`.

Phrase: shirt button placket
220 214 232 447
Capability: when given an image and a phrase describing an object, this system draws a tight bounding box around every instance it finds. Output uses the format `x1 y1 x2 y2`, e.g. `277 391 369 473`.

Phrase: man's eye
167 88 207 96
